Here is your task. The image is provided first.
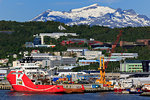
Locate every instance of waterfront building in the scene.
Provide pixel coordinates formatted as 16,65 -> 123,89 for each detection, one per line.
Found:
142,60 -> 150,72
0,69 -> 7,80
120,60 -> 143,72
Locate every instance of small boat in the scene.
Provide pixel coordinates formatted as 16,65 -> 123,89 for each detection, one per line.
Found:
121,90 -> 129,94
142,84 -> 150,92
129,88 -> 143,94
114,85 -> 125,93
7,71 -> 65,93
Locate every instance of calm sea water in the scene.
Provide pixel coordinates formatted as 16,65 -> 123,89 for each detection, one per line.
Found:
0,90 -> 150,100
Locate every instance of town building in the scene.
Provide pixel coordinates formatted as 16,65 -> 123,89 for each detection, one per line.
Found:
83,51 -> 102,60
14,54 -> 77,70
61,38 -> 103,47
25,42 -> 34,48
13,54 -> 17,58
142,60 -> 150,72
67,47 -> 88,56
30,53 -> 61,60
0,59 -> 9,64
136,39 -> 150,45
0,68 -> 9,84
33,36 -> 41,45
61,39 -> 87,46
79,60 -> 98,66
79,56 -> 122,66
111,53 -> 138,60
104,56 -> 122,62
31,50 -> 40,54
120,60 -> 143,72
61,57 -> 76,66
39,32 -> 77,44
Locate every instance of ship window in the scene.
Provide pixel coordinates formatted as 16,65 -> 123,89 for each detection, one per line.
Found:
11,72 -> 22,74
31,80 -> 35,82
17,79 -> 22,81
57,87 -> 60,89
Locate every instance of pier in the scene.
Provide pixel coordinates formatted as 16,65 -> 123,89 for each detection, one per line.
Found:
85,87 -> 113,93
0,85 -> 11,90
0,81 -> 12,90
140,92 -> 150,96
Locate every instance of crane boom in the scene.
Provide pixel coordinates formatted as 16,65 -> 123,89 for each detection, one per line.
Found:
105,30 -> 122,68
96,30 -> 122,85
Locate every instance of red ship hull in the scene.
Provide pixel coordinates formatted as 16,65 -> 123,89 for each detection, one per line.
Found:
7,71 -> 65,93
114,88 -> 125,93
142,89 -> 150,92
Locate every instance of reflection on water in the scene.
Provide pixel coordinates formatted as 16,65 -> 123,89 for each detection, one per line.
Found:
0,90 -> 149,100
7,91 -> 64,96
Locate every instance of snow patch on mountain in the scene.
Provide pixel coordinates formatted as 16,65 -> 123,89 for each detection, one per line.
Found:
31,4 -> 150,28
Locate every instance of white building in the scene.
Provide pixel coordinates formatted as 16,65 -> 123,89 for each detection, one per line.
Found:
67,47 -> 88,52
111,53 -> 138,60
84,51 -> 102,60
0,59 -> 9,64
13,54 -> 17,58
39,33 -> 78,44
30,53 -> 61,60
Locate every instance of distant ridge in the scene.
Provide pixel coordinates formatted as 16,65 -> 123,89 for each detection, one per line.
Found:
31,4 -> 150,28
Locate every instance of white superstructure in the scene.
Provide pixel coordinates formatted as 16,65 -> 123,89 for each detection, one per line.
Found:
11,63 -> 48,76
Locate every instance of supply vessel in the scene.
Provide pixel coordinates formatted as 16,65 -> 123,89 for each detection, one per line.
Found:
7,70 -> 85,93
7,70 -> 65,93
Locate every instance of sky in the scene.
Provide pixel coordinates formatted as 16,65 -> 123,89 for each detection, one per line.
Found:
0,0 -> 150,22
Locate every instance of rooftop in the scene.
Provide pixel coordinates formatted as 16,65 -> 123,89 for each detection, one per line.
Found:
67,47 -> 88,49
125,60 -> 142,63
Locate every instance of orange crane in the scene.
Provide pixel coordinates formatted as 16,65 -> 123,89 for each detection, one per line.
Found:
96,30 -> 122,86
96,56 -> 106,84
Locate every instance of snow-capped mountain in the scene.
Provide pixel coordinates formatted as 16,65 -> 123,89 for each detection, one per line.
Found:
31,4 -> 150,28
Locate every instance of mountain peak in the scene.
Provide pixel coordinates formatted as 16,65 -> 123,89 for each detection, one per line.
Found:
31,4 -> 150,28
71,3 -> 99,12
124,9 -> 136,15
87,3 -> 99,7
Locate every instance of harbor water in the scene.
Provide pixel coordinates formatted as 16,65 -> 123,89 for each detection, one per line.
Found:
0,90 -> 150,100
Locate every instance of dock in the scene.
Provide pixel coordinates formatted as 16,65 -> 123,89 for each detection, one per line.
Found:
140,92 -> 150,96
0,81 -> 12,90
0,85 -> 12,90
84,87 -> 113,93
